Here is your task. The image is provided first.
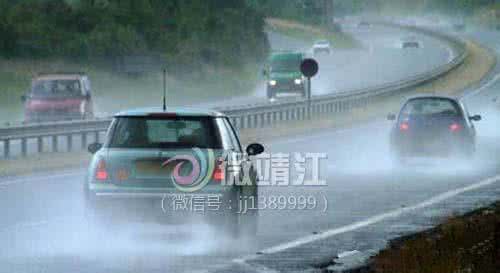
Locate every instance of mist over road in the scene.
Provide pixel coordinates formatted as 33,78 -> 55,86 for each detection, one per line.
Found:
193,24 -> 453,108
0,24 -> 499,273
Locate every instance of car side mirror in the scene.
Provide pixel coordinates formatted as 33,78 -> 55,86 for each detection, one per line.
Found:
470,115 -> 481,122
246,143 -> 264,156
387,113 -> 396,121
88,143 -> 102,154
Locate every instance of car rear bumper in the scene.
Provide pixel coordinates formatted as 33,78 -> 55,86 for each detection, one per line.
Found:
392,136 -> 472,157
84,185 -> 241,223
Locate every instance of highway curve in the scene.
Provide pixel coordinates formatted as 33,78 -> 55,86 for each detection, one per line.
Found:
190,23 -> 454,109
0,27 -> 499,273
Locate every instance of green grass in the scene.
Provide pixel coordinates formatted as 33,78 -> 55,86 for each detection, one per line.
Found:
0,58 -> 260,125
373,202 -> 500,273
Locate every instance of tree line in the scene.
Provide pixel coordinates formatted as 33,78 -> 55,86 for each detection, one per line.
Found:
0,0 -> 269,75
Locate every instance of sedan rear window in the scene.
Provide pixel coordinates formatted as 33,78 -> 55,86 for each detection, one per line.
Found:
400,98 -> 460,118
108,116 -> 222,149
31,80 -> 82,98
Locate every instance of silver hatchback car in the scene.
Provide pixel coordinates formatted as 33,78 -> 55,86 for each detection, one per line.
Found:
84,107 -> 264,237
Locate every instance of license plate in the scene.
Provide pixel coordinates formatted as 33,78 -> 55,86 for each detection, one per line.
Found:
135,160 -> 171,178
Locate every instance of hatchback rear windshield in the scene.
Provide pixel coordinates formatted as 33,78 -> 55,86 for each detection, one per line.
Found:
108,116 -> 222,149
270,56 -> 301,72
31,79 -> 82,98
400,98 -> 461,119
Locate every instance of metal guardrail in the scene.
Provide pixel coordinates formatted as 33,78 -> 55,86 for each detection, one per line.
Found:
0,23 -> 468,158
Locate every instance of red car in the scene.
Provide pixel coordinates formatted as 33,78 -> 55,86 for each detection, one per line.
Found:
22,73 -> 94,122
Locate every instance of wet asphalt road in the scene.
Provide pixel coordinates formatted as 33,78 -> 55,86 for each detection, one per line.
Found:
0,27 -> 499,273
193,24 -> 453,109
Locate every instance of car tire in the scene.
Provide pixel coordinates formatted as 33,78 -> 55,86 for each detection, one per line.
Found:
82,183 -> 111,239
222,186 -> 258,238
391,147 -> 407,167
82,101 -> 95,120
460,142 -> 476,161
267,88 -> 274,100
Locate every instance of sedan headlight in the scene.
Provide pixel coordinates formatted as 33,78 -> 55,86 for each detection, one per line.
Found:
294,78 -> 303,85
269,80 -> 277,86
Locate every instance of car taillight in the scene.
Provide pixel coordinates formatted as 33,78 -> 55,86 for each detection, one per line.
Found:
212,158 -> 225,182
399,122 -> 409,131
449,123 -> 462,132
95,159 -> 108,181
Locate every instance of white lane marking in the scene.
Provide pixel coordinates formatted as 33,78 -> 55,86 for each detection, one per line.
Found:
445,45 -> 455,63
0,171 -> 82,187
337,250 -> 361,258
235,174 -> 500,263
462,71 -> 500,99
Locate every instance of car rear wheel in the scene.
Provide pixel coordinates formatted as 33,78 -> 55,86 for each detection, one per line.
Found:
459,142 -> 476,161
391,147 -> 408,167
267,88 -> 274,100
82,183 -> 112,238
221,186 -> 258,238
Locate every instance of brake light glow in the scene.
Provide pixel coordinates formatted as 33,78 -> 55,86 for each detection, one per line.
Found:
399,122 -> 409,131
95,159 -> 108,181
212,158 -> 225,182
449,123 -> 462,132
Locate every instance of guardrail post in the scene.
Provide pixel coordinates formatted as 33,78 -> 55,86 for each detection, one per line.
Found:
81,133 -> 87,150
67,134 -> 73,152
240,116 -> 245,129
21,138 -> 27,157
37,137 -> 43,153
231,117 -> 237,128
246,115 -> 251,129
52,135 -> 59,153
52,135 -> 58,153
4,139 -> 10,158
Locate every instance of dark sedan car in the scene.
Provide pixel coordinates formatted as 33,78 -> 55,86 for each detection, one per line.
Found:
388,96 -> 481,162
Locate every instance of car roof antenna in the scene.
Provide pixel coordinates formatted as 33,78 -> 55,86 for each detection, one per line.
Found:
162,68 -> 167,111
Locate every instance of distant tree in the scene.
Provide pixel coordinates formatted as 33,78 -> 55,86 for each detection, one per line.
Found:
0,0 -> 269,73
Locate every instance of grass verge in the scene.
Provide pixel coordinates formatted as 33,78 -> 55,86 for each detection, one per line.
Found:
371,202 -> 500,273
265,18 -> 360,49
0,58 -> 260,124
0,38 -> 495,178
412,40 -> 496,96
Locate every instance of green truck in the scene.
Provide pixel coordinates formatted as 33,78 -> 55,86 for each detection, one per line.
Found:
263,52 -> 306,99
